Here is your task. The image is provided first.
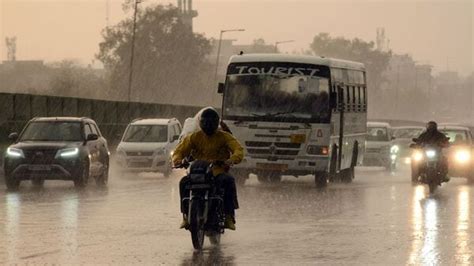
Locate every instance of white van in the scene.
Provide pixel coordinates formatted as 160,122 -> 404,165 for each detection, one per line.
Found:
116,118 -> 182,176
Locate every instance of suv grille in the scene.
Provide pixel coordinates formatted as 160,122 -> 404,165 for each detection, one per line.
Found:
23,149 -> 57,164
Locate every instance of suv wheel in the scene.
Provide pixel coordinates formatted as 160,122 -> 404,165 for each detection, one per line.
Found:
5,175 -> 20,191
74,160 -> 89,188
96,160 -> 109,187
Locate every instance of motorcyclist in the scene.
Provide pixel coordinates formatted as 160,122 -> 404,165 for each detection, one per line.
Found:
172,108 -> 244,230
414,121 -> 450,180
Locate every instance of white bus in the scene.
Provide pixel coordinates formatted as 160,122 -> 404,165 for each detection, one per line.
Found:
218,54 -> 367,186
219,54 -> 367,186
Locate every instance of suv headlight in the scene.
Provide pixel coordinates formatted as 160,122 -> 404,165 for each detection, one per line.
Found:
6,147 -> 24,158
56,147 -> 79,158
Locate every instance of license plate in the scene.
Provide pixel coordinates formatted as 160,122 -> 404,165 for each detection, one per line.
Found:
28,165 -> 51,171
256,163 -> 288,171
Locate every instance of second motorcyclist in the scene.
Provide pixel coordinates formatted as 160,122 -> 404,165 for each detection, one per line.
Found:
413,121 -> 450,181
172,108 -> 244,230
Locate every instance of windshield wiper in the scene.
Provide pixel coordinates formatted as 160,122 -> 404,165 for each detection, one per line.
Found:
251,111 -> 297,118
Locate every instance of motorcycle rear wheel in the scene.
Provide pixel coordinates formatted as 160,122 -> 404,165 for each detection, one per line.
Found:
190,200 -> 205,250
428,182 -> 437,194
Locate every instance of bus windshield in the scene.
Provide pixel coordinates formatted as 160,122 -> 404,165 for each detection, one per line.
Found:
223,62 -> 331,123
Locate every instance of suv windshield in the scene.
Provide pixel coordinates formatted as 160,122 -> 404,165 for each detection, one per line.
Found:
223,62 -> 331,123
123,125 -> 168,143
20,121 -> 83,141
367,127 -> 389,141
393,128 -> 423,139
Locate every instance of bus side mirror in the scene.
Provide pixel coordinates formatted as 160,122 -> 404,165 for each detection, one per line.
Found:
217,83 -> 225,94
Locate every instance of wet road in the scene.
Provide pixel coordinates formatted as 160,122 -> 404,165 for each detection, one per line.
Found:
0,167 -> 473,264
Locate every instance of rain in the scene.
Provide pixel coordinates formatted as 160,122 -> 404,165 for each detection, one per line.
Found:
0,0 -> 473,264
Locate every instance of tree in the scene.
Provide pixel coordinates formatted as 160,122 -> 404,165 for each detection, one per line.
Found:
97,4 -> 213,104
309,33 -> 392,117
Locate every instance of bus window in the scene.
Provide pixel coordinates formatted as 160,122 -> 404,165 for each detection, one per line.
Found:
331,68 -> 344,83
362,86 -> 367,111
356,86 -> 361,111
352,86 -> 356,112
346,86 -> 351,111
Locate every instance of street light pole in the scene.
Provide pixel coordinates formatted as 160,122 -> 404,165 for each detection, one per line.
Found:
274,40 -> 294,53
214,28 -> 245,84
127,0 -> 140,102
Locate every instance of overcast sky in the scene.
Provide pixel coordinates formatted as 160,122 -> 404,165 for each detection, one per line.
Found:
1,0 -> 472,75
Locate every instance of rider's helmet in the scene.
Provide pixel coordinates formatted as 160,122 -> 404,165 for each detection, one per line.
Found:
426,121 -> 438,133
199,108 -> 220,136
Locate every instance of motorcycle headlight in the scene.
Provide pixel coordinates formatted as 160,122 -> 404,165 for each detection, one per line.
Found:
6,147 -> 24,158
56,147 -> 79,158
425,150 -> 436,159
455,150 -> 471,163
412,150 -> 424,162
390,145 -> 399,154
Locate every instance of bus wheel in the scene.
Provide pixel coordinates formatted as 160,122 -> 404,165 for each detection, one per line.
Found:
328,144 -> 338,183
314,171 -> 328,188
257,173 -> 281,184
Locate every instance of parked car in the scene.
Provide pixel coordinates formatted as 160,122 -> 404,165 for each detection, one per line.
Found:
4,117 -> 110,190
115,118 -> 182,177
363,122 -> 397,170
392,126 -> 424,165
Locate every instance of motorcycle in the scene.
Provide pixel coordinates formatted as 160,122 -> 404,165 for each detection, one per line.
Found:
410,138 -> 449,193
177,160 -> 226,250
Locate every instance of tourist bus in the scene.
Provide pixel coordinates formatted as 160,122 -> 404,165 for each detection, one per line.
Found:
218,54 -> 367,186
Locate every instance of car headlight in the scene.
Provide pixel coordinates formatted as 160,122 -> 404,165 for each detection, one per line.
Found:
412,150 -> 424,162
390,145 -> 399,154
56,147 -> 79,158
455,149 -> 471,163
425,150 -> 436,159
6,147 -> 24,158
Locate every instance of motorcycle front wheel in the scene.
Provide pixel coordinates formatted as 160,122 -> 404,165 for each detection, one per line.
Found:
190,200 -> 205,250
208,232 -> 221,245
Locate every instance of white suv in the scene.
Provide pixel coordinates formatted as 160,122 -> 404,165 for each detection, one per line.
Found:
116,118 -> 182,176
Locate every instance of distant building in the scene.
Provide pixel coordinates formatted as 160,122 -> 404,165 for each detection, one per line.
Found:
177,0 -> 197,31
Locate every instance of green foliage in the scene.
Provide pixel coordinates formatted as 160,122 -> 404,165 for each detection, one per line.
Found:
96,4 -> 213,103
309,33 -> 392,89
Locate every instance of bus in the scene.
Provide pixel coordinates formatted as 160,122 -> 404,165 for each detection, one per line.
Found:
217,54 -> 367,186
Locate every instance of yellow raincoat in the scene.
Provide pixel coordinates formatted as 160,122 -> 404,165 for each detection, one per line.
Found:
172,130 -> 244,176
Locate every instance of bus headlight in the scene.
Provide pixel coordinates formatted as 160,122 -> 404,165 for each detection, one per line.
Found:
306,145 -> 329,155
455,150 -> 470,163
412,150 -> 424,162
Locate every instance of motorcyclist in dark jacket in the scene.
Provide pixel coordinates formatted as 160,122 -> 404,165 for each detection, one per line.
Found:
416,121 -> 449,147
414,121 -> 449,180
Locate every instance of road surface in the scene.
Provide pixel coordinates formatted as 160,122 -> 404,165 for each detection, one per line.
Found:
0,167 -> 472,264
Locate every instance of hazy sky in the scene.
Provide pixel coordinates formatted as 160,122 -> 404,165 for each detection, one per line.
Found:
1,0 -> 472,74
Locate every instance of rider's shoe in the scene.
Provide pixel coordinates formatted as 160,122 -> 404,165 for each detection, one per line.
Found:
180,217 -> 189,229
224,215 -> 236,230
